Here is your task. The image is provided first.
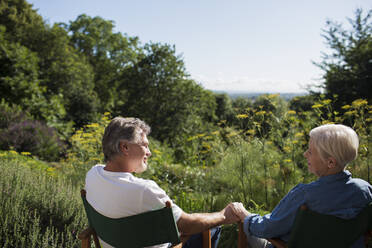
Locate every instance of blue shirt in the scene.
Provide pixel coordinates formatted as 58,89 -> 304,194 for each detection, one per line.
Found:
244,170 -> 372,248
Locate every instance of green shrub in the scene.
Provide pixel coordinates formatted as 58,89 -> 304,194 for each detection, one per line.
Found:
0,100 -> 30,130
0,151 -> 86,247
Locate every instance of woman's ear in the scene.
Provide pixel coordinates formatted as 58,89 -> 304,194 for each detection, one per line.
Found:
327,157 -> 337,169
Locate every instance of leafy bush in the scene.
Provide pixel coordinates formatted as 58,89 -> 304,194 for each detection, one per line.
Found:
0,100 -> 30,130
0,120 -> 64,161
0,151 -> 86,248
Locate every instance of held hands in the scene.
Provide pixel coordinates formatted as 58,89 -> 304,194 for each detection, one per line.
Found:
229,202 -> 250,222
221,203 -> 241,224
221,202 -> 250,224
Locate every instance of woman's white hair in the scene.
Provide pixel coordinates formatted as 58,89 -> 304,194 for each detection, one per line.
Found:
309,124 -> 359,168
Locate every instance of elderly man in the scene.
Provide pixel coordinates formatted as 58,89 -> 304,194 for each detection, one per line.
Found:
85,117 -> 239,248
231,124 -> 372,248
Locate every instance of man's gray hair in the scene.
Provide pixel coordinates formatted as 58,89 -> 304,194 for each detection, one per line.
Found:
102,117 -> 151,162
309,124 -> 359,168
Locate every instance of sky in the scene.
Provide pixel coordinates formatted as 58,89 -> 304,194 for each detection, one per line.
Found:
28,0 -> 371,94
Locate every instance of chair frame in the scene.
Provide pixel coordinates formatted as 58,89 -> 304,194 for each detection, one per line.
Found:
237,204 -> 372,248
78,189 -> 212,248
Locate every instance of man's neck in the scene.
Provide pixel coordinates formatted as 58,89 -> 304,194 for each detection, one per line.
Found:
104,159 -> 132,173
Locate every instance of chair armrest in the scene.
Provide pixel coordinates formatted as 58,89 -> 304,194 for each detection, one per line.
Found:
268,238 -> 287,248
78,227 -> 95,240
238,222 -> 248,248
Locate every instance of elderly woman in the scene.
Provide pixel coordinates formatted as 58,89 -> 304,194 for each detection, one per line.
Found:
232,124 -> 372,248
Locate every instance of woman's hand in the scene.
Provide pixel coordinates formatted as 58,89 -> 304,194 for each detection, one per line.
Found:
230,202 -> 251,221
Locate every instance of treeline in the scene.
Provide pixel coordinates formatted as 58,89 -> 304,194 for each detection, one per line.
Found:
0,0 -> 371,163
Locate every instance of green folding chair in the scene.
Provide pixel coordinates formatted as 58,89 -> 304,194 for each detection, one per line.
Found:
78,189 -> 212,248
267,203 -> 372,248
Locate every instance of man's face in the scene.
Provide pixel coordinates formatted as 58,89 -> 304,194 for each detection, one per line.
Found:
304,139 -> 328,177
127,134 -> 151,173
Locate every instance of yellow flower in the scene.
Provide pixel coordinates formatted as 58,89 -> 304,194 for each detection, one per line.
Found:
152,149 -> 162,154
344,110 -> 357,116
322,120 -> 335,125
202,142 -> 211,150
21,152 -> 31,156
236,114 -> 249,119
283,146 -> 291,153
341,105 -> 351,109
292,140 -> 299,144
352,99 -> 368,108
82,133 -> 93,138
255,110 -> 266,116
104,112 -> 111,116
284,159 -> 292,163
211,131 -> 219,135
287,110 -> 296,115
322,99 -> 332,105
10,150 -> 18,155
226,132 -> 238,138
311,104 -> 323,109
86,123 -> 99,128
294,132 -> 304,137
246,129 -> 255,135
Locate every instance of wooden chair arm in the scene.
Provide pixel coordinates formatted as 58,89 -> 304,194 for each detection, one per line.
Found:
78,227 -> 101,248
238,222 -> 248,248
268,238 -> 287,248
78,227 -> 95,240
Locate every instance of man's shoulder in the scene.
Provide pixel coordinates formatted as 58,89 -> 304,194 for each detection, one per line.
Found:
130,175 -> 160,189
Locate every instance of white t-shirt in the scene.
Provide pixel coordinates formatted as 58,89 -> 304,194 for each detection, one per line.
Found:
85,164 -> 183,248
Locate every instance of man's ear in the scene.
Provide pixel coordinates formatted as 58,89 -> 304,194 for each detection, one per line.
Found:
120,141 -> 130,155
327,157 -> 337,169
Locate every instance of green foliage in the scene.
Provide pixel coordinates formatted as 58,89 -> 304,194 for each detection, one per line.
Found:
0,102 -> 65,161
0,0 -> 100,130
1,3 -> 371,247
315,8 -> 372,109
0,100 -> 29,129
62,14 -> 141,112
0,151 -> 85,247
118,42 -> 217,144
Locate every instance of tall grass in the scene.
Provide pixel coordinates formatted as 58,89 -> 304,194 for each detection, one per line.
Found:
0,152 -> 86,247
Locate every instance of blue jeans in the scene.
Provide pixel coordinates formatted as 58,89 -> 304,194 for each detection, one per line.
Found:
182,226 -> 221,248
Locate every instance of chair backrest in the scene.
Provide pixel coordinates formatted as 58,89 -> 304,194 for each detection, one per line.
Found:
287,202 -> 372,248
81,189 -> 181,248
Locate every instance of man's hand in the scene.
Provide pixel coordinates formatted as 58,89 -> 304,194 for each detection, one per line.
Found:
229,202 -> 250,221
220,203 -> 241,224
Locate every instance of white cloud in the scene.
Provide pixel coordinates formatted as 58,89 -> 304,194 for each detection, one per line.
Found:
193,74 -> 308,93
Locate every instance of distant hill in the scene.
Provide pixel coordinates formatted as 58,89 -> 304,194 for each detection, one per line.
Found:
212,91 -> 308,100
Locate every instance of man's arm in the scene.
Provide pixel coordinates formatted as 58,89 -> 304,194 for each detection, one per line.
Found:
176,203 -> 239,235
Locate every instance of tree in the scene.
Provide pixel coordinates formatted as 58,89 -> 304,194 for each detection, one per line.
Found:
315,8 -> 372,109
62,14 -> 141,112
118,43 -> 216,144
214,93 -> 235,123
0,0 -> 100,129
